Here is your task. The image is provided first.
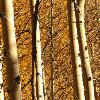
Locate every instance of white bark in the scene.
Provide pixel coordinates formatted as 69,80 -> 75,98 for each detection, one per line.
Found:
1,0 -> 22,99
67,0 -> 85,100
30,0 -> 44,99
36,19 -> 44,100
77,0 -> 95,100
0,43 -> 4,100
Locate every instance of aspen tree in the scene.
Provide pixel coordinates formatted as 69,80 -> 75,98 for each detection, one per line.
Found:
29,0 -> 37,99
67,0 -> 85,100
36,19 -> 44,100
30,0 -> 44,100
1,0 -> 22,99
76,0 -> 95,100
0,40 -> 4,100
50,0 -> 55,100
42,62 -> 47,100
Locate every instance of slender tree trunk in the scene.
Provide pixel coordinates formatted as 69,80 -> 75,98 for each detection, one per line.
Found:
30,0 -> 44,100
1,0 -> 22,100
36,19 -> 44,100
50,0 -> 55,100
76,0 -> 95,100
0,40 -> 4,100
67,0 -> 85,100
29,0 -> 37,99
42,62 -> 47,100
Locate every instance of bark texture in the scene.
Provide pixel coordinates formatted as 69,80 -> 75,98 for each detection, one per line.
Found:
0,41 -> 4,100
1,0 -> 22,99
76,0 -> 95,100
30,0 -> 44,100
67,0 -> 85,100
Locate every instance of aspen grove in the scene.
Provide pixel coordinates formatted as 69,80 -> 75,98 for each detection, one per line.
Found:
0,0 -> 100,100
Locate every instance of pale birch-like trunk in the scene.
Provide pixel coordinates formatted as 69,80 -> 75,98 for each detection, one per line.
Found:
0,41 -> 4,100
76,0 -> 95,100
30,0 -> 44,100
67,0 -> 85,100
36,19 -> 44,100
1,0 -> 22,99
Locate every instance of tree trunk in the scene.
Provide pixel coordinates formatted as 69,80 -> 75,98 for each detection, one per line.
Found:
76,0 -> 95,100
30,0 -> 44,100
50,0 -> 55,100
67,0 -> 85,100
1,0 -> 22,99
29,0 -> 37,99
36,20 -> 44,100
42,62 -> 47,100
0,40 -> 4,100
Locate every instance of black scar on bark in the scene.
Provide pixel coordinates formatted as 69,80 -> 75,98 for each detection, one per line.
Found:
14,75 -> 21,84
88,77 -> 91,81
